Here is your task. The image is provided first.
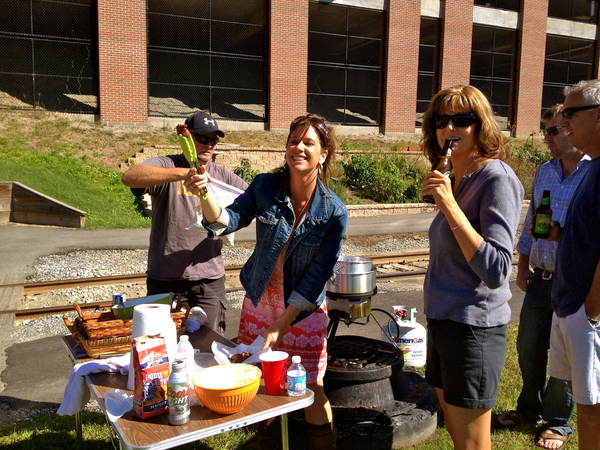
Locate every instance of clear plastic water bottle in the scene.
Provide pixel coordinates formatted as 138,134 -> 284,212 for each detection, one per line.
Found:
286,355 -> 307,397
176,335 -> 195,366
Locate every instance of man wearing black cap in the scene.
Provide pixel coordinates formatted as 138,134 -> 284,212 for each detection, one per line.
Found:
121,112 -> 248,333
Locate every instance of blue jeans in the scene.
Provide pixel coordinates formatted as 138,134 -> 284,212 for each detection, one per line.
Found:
515,272 -> 574,435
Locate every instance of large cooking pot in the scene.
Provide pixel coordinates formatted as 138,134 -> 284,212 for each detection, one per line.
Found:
334,256 -> 374,274
326,269 -> 377,295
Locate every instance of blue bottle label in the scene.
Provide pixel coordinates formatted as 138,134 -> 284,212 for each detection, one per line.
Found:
286,372 -> 306,393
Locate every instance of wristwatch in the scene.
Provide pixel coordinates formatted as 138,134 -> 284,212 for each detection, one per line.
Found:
587,314 -> 599,326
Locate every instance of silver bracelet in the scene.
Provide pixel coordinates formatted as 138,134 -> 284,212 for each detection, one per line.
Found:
452,221 -> 469,230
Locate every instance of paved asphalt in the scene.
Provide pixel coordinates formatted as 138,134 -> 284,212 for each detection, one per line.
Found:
0,210 -> 526,417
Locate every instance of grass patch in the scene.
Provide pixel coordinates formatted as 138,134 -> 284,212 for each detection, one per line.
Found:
0,148 -> 150,229
404,324 -> 579,449
0,412 -> 259,449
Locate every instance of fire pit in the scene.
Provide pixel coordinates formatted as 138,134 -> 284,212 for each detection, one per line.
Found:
318,256 -> 438,448
324,335 -> 438,448
325,336 -> 409,419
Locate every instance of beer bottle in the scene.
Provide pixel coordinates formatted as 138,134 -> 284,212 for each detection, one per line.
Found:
533,190 -> 552,239
422,138 -> 458,204
167,360 -> 190,425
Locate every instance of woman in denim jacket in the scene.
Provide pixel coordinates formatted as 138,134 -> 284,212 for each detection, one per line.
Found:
188,114 -> 347,449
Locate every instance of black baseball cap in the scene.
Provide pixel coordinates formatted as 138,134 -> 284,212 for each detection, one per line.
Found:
184,112 -> 225,138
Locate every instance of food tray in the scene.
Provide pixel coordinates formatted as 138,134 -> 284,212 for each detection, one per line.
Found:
62,299 -> 189,358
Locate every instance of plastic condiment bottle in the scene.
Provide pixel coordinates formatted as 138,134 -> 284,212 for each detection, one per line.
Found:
176,335 -> 195,366
286,355 -> 307,397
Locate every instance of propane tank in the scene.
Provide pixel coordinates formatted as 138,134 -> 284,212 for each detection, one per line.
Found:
382,305 -> 427,369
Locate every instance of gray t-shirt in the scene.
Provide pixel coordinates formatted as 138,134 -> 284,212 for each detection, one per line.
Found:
138,155 -> 248,281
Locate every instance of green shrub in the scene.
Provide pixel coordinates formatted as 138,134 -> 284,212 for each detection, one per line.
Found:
328,179 -> 349,204
508,144 -> 551,196
341,155 -> 377,191
369,168 -> 407,203
233,158 -> 261,184
341,153 -> 427,204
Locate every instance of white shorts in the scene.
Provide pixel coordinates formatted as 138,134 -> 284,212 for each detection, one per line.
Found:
549,304 -> 600,405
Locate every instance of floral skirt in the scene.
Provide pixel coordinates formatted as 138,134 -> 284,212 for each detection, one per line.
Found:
237,260 -> 328,384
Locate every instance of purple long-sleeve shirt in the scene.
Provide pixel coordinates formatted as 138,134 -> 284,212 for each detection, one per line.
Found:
424,159 -> 524,327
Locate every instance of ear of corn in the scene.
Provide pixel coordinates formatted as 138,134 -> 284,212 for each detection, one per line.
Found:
178,133 -> 208,199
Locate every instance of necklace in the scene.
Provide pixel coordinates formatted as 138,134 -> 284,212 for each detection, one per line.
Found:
458,156 -> 480,180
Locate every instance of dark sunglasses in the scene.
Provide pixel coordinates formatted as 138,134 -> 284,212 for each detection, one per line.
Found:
561,104 -> 600,119
291,115 -> 329,138
434,113 -> 477,129
191,132 -> 219,146
543,126 -> 561,137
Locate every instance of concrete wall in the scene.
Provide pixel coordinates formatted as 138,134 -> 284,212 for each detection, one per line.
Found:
121,145 -> 425,175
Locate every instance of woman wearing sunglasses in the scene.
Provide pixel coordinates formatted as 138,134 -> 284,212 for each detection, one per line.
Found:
420,85 -> 524,450
188,114 -> 346,450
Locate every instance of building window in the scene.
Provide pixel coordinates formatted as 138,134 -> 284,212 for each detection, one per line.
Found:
147,0 -> 267,121
542,35 -> 595,113
474,0 -> 520,12
548,0 -> 598,23
308,2 -> 384,125
416,17 -> 440,123
0,0 -> 97,114
470,25 -> 516,130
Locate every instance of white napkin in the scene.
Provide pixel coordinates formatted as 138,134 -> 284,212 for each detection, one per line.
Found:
211,336 -> 270,365
57,354 -> 130,416
104,389 -> 133,422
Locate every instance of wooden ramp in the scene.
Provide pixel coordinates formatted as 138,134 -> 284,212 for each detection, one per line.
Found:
0,182 -> 86,228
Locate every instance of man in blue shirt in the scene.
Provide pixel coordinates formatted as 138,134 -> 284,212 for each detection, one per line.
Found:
498,104 -> 589,450
550,80 -> 600,450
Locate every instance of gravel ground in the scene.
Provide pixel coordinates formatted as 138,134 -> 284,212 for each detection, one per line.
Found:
10,234 -> 430,346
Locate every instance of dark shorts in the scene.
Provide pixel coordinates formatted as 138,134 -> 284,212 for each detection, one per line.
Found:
146,276 -> 227,334
425,318 -> 507,409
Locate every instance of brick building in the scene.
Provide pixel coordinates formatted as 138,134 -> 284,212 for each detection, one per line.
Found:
1,0 -> 598,138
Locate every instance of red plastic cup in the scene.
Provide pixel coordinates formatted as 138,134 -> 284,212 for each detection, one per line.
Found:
259,351 -> 289,395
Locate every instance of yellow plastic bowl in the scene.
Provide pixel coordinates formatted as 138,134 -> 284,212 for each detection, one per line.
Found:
192,364 -> 262,414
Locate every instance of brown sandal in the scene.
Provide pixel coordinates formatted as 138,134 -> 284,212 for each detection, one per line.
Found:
535,429 -> 572,449
496,410 -> 521,427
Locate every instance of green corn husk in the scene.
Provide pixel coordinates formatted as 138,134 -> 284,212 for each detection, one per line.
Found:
178,133 -> 207,199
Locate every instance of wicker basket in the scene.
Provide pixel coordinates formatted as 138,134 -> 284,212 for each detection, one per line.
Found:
62,298 -> 189,358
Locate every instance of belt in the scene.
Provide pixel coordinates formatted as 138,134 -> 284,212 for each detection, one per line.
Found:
533,267 -> 553,281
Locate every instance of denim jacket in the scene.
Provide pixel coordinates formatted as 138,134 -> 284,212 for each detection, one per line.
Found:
204,173 -> 347,324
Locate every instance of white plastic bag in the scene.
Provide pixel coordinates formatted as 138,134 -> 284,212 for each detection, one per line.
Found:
186,177 -> 245,246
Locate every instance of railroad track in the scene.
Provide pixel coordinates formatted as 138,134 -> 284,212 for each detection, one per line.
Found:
5,251 -> 432,319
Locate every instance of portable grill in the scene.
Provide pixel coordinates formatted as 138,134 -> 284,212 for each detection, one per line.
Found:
321,257 -> 437,449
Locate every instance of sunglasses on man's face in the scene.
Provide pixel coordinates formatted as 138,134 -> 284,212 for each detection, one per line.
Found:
543,126 -> 561,137
561,104 -> 600,119
192,133 -> 219,146
434,113 -> 478,129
